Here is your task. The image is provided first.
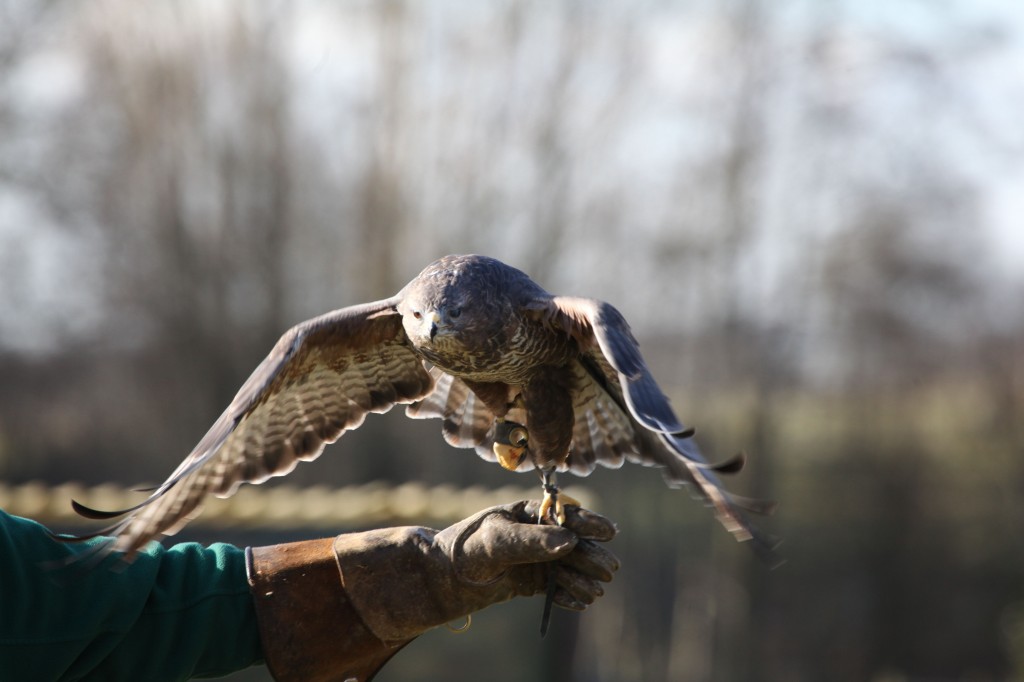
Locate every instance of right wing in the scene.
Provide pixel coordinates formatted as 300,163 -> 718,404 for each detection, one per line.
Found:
59,297 -> 434,559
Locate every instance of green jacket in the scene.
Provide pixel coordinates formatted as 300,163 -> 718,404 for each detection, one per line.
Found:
0,510 -> 262,680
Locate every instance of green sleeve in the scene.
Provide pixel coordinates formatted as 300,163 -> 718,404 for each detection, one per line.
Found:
0,509 -> 263,681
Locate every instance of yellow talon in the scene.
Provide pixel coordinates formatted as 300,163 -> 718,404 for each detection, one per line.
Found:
493,422 -> 529,471
539,487 -> 581,526
493,442 -> 527,471
559,492 -> 581,509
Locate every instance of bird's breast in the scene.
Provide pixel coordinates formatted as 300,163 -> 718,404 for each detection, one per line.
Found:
417,319 -> 577,385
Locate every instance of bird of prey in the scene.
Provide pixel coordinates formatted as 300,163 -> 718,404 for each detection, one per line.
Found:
63,254 -> 777,562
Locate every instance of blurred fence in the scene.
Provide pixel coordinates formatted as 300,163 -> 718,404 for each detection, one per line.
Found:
3,479 -> 596,531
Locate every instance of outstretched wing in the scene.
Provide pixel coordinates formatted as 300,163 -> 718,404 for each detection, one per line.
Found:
62,298 -> 433,558
531,296 -> 780,564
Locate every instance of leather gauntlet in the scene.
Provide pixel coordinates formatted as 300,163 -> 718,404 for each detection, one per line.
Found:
248,501 -> 618,681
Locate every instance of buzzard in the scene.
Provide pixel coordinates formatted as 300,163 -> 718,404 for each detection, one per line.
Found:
63,254 -> 777,562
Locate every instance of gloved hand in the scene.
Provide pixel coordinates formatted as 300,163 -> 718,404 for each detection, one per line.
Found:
247,501 -> 619,682
340,499 -> 619,641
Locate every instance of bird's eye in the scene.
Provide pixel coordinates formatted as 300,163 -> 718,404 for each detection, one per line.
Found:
413,311 -> 422,320
448,307 -> 461,320
509,426 -> 529,447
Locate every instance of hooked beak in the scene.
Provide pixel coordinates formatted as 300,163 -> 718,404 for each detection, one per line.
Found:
428,310 -> 443,341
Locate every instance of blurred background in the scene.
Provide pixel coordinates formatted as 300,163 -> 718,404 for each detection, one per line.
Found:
1,1 -> 1023,680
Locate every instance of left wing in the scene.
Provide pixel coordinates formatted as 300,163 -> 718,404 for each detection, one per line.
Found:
532,296 -> 780,563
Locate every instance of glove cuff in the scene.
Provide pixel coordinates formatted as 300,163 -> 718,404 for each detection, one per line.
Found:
247,539 -> 414,682
333,526 -> 456,642
334,523 -> 539,643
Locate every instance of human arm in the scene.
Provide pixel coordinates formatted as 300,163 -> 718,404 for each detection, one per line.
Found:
0,499 -> 617,682
0,509 -> 261,681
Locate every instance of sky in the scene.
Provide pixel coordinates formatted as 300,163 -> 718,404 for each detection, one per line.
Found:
1,0 -> 1022,352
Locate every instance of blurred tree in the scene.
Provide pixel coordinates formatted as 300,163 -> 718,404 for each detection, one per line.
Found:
0,1 -> 1021,681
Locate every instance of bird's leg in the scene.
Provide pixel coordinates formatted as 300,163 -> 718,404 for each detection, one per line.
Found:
521,368 -> 577,525
494,423 -> 580,522
539,466 -> 558,637
538,468 -> 581,527
519,369 -> 579,637
537,466 -> 582,638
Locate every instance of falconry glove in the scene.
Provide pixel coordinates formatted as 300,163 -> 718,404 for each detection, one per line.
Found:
247,501 -> 618,682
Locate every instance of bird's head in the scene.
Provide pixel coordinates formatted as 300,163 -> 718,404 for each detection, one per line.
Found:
397,255 -> 509,351
398,288 -> 473,350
